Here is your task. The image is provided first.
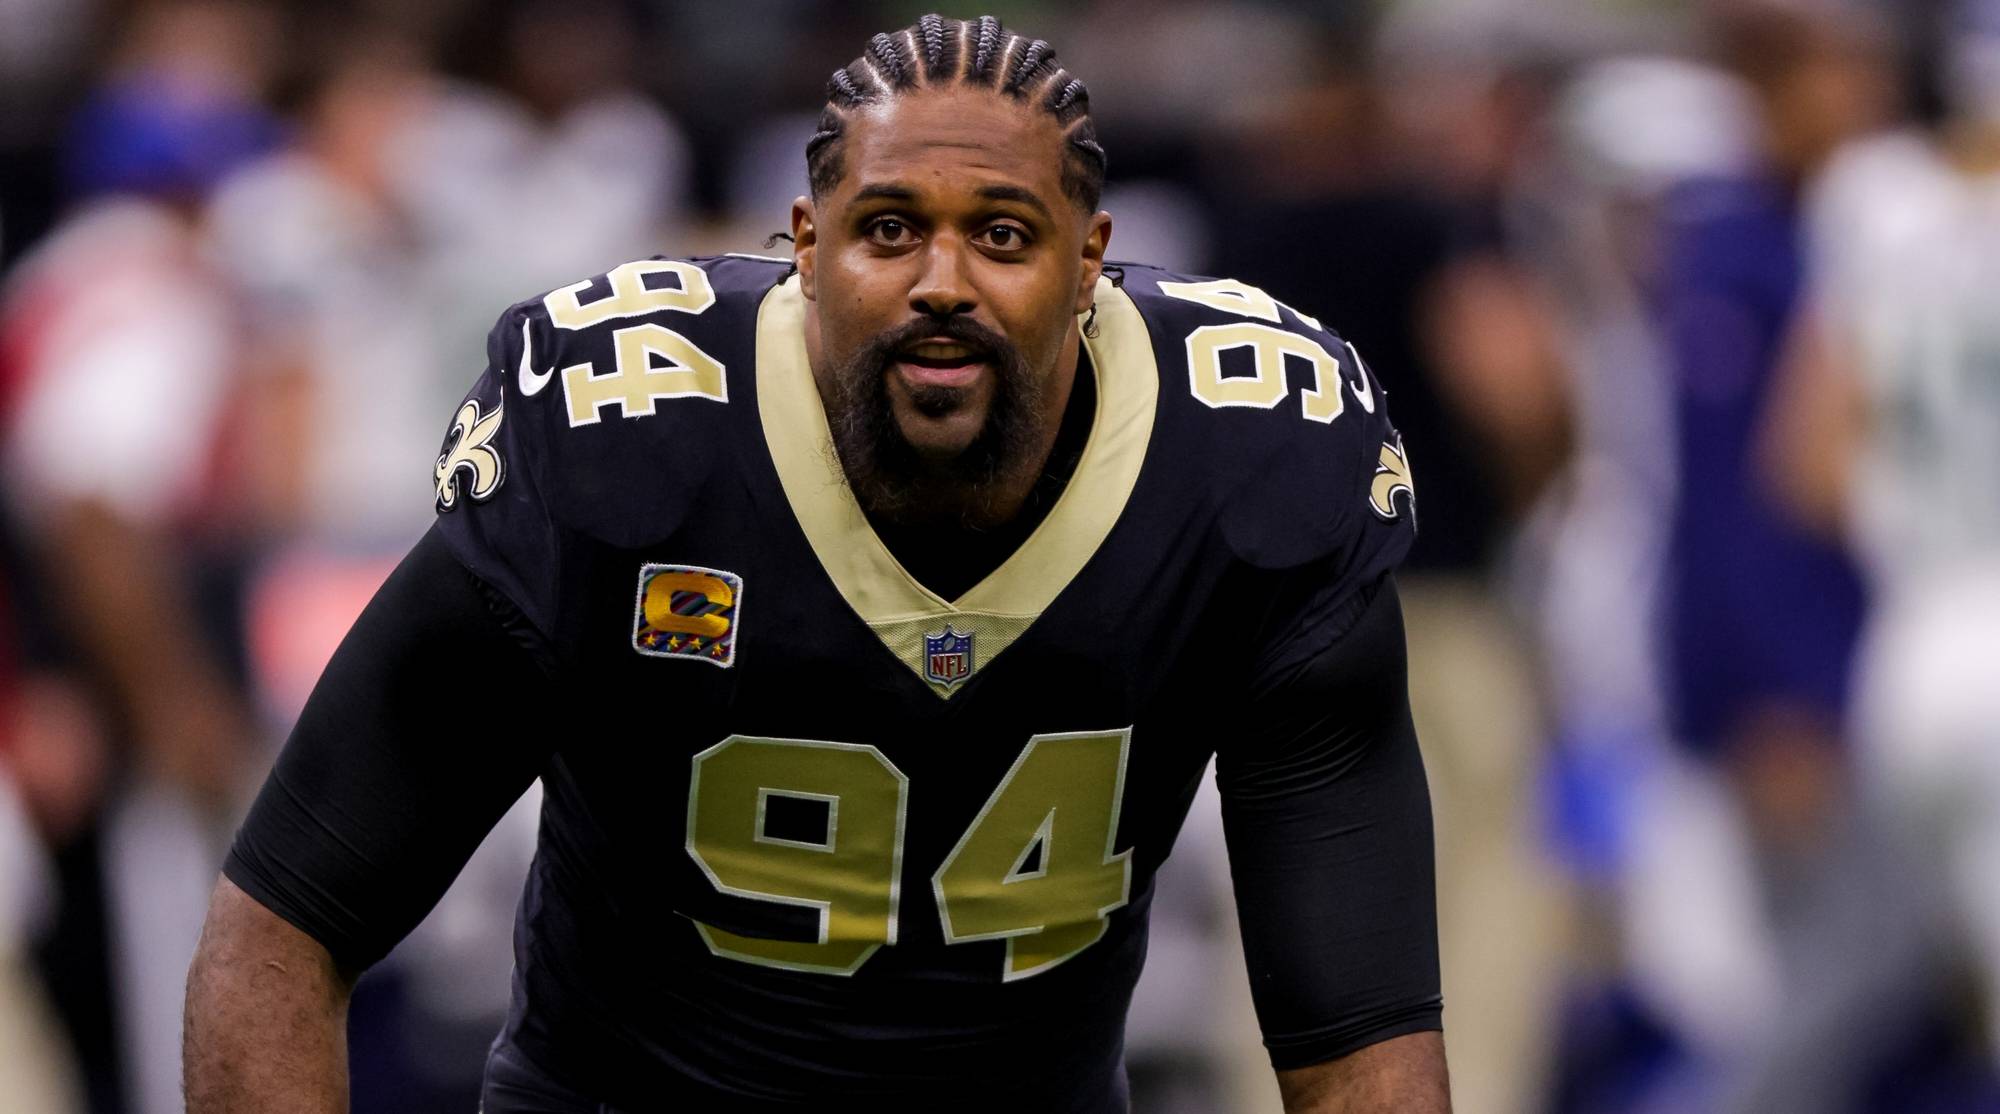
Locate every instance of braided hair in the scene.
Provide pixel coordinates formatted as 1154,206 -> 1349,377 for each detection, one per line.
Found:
806,14 -> 1107,214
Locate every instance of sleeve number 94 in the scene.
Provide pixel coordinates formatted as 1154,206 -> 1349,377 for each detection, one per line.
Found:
685,730 -> 1132,981
542,259 -> 727,427
1159,277 -> 1376,424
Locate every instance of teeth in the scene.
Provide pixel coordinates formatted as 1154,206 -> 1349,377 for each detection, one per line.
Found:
909,343 -> 973,360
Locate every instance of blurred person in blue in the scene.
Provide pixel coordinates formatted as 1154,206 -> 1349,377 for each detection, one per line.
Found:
1648,4 -> 1938,1111
1509,53 -> 1771,1114
1220,11 -> 1579,1111
1772,0 -> 2000,1089
1519,54 -> 1759,785
0,2 -> 282,1110
1657,1 -> 1881,864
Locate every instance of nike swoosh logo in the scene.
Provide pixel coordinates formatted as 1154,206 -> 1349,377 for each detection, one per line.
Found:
1344,341 -> 1376,414
517,320 -> 552,397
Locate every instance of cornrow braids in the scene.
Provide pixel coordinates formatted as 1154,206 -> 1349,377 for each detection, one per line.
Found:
806,13 -> 1107,214
969,15 -> 1003,80
867,32 -> 914,90
1049,77 -> 1085,116
1003,38 -> 1051,94
916,13 -> 951,81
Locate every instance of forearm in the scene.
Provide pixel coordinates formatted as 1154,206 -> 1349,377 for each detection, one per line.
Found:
1278,1031 -> 1450,1114
184,876 -> 352,1113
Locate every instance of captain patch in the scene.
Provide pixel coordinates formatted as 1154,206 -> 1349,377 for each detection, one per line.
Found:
633,564 -> 742,667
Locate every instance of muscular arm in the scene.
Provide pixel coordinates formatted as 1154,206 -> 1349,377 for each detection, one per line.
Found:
1218,576 -> 1448,1113
184,877 -> 352,1112
184,526 -> 557,1109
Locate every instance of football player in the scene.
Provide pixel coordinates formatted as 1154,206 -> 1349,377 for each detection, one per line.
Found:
185,15 -> 1447,1112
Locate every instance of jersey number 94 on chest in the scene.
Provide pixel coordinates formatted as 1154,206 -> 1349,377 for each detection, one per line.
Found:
685,729 -> 1132,982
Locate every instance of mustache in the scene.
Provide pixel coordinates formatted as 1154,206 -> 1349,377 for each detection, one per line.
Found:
823,310 -> 1044,527
868,314 -> 1017,367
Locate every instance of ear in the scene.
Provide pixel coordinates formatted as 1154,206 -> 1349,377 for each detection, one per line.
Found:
1074,210 -> 1112,314
791,198 -> 819,301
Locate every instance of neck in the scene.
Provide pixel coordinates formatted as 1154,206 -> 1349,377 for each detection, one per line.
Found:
863,342 -> 1098,602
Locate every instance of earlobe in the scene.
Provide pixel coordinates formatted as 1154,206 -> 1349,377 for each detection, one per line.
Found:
791,197 -> 819,301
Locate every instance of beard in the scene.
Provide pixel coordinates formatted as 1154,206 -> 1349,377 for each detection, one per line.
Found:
823,314 -> 1045,529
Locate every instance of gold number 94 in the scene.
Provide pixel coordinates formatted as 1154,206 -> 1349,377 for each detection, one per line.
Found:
686,730 -> 1132,981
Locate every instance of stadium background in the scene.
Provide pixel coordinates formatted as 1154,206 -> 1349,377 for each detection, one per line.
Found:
1,0 -> 1997,1111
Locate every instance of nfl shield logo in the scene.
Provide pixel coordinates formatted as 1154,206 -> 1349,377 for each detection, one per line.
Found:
924,626 -> 974,689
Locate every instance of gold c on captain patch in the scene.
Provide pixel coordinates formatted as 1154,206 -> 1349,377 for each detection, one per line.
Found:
632,564 -> 742,667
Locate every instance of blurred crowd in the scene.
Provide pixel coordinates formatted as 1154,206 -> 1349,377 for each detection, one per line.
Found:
0,0 -> 1996,1112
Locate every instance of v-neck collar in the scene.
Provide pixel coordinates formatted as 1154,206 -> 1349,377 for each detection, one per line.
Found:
755,275 -> 1158,698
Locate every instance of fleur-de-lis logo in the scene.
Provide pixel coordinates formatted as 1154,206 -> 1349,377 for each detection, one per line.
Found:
434,399 -> 505,512
1369,436 -> 1414,521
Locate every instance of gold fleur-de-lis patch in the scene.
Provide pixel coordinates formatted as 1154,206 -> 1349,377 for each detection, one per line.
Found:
1369,436 -> 1414,520
434,399 -> 505,512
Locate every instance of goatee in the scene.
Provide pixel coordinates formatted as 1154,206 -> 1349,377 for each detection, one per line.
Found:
823,315 -> 1044,529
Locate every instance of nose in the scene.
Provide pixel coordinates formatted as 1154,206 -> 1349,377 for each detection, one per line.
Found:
909,236 -> 976,318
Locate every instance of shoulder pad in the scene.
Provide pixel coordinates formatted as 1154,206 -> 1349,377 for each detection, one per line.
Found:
1111,263 -> 1416,574
431,254 -> 787,629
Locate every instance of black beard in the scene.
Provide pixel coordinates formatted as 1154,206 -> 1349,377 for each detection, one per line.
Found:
823,315 -> 1043,529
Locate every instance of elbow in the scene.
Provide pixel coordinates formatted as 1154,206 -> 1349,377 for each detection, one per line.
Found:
185,873 -> 354,1026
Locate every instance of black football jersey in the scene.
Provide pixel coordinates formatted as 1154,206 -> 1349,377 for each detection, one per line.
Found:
425,253 -> 1416,1108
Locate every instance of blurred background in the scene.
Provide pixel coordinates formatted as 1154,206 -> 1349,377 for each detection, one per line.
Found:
1,0 -> 1997,1111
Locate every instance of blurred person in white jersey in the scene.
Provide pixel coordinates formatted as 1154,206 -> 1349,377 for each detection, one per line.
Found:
1772,0 -> 2000,1073
201,26 -> 545,1109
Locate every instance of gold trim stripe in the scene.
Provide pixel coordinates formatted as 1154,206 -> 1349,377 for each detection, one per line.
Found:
755,276 -> 1158,697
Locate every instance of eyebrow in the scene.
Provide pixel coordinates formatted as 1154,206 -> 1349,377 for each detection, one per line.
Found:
847,181 -> 1055,221
975,184 -> 1054,221
851,183 -> 918,205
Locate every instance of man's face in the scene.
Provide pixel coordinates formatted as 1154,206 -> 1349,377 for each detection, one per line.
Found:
793,86 -> 1109,524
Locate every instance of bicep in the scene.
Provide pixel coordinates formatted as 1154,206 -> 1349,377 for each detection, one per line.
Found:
222,524 -> 558,971
1217,576 -> 1442,1071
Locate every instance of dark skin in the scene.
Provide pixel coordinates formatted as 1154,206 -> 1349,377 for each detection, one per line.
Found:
184,878 -> 353,1112
793,86 -> 1107,527
184,83 -> 1447,1114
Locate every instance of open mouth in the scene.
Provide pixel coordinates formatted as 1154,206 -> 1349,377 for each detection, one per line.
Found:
893,339 -> 991,387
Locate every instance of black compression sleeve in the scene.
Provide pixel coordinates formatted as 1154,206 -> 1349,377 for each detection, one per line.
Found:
223,524 -> 558,972
1216,575 -> 1442,1070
